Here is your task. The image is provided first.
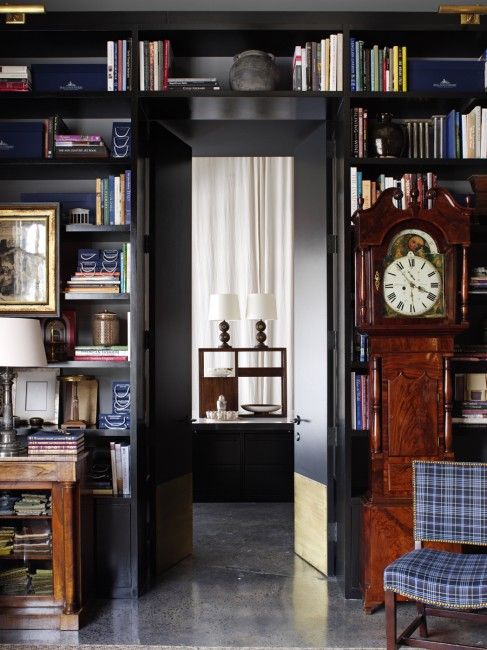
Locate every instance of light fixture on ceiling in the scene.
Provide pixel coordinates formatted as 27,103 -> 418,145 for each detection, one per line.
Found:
438,4 -> 487,25
0,4 -> 45,25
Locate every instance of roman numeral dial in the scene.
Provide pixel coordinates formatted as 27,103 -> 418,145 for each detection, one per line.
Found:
383,251 -> 442,317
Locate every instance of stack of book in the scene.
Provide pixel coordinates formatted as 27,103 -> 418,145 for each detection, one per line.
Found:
351,372 -> 369,430
292,34 -> 343,91
0,527 -> 15,556
0,65 -> 31,92
30,569 -> 53,595
139,39 -> 173,90
54,133 -> 108,159
469,267 -> 487,293
0,493 -> 18,515
350,40 -> 407,92
454,400 -> 487,425
13,528 -> 51,556
44,115 -> 69,158
0,567 -> 29,596
95,171 -> 132,225
110,441 -> 131,495
27,430 -> 84,458
350,167 -> 437,214
13,494 -> 51,516
65,247 -> 130,294
167,78 -> 220,91
74,345 -> 129,362
107,39 -> 132,91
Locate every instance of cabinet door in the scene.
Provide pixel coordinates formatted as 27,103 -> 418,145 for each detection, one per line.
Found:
382,353 -> 443,496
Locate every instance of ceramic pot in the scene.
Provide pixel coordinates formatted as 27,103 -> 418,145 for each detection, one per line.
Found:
229,50 -> 279,91
369,113 -> 406,158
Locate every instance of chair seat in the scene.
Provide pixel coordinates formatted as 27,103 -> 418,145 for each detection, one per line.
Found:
384,548 -> 487,609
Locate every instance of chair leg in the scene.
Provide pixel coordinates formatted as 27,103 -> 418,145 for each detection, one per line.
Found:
385,590 -> 397,650
416,601 -> 428,638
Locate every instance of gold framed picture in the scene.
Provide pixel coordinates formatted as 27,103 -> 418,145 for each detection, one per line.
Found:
0,203 -> 59,315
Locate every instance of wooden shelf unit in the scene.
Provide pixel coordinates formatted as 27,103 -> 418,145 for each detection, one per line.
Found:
198,347 -> 287,418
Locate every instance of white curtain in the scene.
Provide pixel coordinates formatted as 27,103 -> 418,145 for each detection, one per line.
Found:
192,156 -> 294,416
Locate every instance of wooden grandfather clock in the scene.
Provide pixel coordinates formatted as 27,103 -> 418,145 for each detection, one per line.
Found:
354,185 -> 471,613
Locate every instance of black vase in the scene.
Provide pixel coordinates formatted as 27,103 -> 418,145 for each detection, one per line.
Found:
370,113 -> 406,158
229,50 -> 279,91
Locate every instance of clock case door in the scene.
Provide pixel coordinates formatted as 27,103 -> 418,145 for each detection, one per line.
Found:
354,187 -> 471,334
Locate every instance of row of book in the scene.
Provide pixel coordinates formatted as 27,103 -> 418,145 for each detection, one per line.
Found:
139,39 -> 173,91
350,40 -> 407,92
350,168 -> 437,214
110,442 -> 131,496
107,39 -> 133,91
0,65 -> 31,92
292,35 -> 343,91
95,171 -> 132,225
27,431 -> 84,457
351,372 -> 369,430
433,106 -> 487,159
12,528 -> 51,556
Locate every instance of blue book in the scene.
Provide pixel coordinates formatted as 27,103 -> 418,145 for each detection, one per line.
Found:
355,375 -> 362,430
108,175 -> 115,225
455,110 -> 461,158
357,170 -> 363,200
446,109 -> 456,159
350,37 -> 356,91
125,170 -> 131,224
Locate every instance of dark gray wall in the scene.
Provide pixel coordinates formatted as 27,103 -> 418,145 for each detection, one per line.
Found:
44,0 -> 444,11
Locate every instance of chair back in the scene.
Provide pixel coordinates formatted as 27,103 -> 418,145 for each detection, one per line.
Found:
413,460 -> 487,546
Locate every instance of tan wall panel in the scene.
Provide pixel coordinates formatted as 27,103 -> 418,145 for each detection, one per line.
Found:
294,472 -> 327,575
156,473 -> 193,574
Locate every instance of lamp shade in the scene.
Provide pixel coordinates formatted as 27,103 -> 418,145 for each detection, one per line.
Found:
208,293 -> 241,321
246,293 -> 277,320
0,318 -> 47,367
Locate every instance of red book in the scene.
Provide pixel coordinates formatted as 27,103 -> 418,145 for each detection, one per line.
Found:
0,81 -> 30,91
163,39 -> 172,90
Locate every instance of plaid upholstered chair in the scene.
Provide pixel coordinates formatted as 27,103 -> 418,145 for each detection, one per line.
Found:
384,460 -> 487,650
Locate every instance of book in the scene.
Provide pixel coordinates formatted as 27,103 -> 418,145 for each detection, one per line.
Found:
121,444 -> 130,495
115,443 -> 123,494
110,441 -> 118,495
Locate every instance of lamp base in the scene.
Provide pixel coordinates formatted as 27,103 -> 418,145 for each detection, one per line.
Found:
218,320 -> 232,348
254,320 -> 269,349
0,429 -> 26,457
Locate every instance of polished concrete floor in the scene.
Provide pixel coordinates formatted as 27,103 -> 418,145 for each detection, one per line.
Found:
0,503 -> 483,648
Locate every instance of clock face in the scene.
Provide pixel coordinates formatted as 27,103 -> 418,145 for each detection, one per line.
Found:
383,230 -> 445,318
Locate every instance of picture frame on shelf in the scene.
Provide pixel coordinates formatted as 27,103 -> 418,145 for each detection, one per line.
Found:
0,203 -> 59,316
13,367 -> 60,426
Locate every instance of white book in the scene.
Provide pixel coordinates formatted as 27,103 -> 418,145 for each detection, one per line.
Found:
154,41 -> 160,91
110,441 -> 118,495
481,108 -> 487,158
336,33 -> 343,92
301,44 -> 307,91
350,166 -> 357,216
115,443 -> 123,495
320,39 -> 326,90
324,38 -> 330,91
473,105 -> 482,158
127,311 -> 131,362
462,114 -> 468,158
330,33 -> 337,91
121,444 -> 131,496
126,243 -> 131,293
107,41 -> 114,92
114,176 -> 121,224
139,40 -> 145,91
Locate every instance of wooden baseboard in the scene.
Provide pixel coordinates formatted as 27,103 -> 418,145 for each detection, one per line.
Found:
294,472 -> 328,575
156,473 -> 193,574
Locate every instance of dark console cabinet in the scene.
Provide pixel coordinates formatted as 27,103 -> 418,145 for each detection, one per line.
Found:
193,424 -> 294,502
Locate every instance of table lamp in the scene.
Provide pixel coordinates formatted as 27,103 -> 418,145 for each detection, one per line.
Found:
0,318 -> 47,456
208,293 -> 241,349
246,293 -> 277,349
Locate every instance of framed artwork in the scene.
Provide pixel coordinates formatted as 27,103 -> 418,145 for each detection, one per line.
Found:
0,203 -> 59,315
13,368 -> 60,426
